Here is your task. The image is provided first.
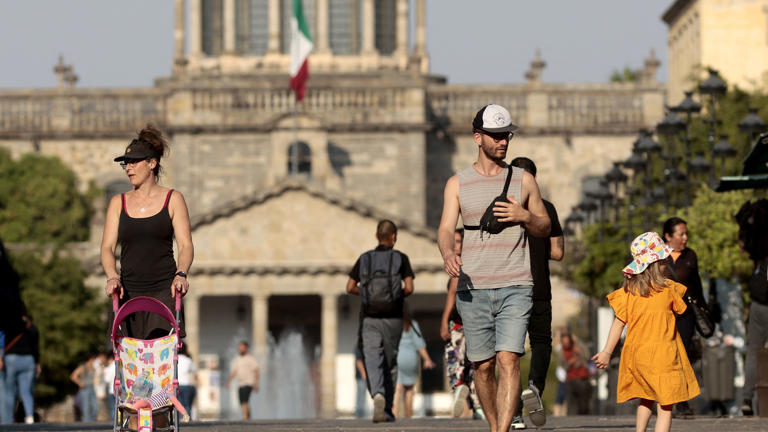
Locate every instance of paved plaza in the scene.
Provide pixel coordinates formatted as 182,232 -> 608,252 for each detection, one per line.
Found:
4,416 -> 765,432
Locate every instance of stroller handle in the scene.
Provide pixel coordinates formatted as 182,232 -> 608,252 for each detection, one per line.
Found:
111,294 -> 182,344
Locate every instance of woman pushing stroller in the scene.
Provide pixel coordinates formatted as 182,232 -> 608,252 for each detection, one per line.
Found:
101,124 -> 193,339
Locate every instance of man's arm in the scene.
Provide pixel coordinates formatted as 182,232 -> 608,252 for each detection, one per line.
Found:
403,276 -> 414,297
493,171 -> 550,237
346,278 -> 359,295
437,176 -> 462,277
550,235 -> 564,261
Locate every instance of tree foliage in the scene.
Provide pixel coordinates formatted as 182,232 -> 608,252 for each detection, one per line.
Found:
570,76 -> 768,298
0,149 -> 90,243
0,148 -> 105,407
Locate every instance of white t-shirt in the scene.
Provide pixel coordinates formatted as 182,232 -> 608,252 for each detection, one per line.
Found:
177,354 -> 196,386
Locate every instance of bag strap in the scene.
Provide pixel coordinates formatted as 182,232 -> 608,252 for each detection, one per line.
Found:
4,330 -> 25,354
464,166 -> 514,231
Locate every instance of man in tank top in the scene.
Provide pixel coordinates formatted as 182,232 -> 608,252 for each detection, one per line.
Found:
437,104 -> 550,432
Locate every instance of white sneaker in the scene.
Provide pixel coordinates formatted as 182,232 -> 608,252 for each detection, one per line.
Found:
24,415 -> 34,424
372,393 -> 386,423
511,414 -> 526,429
451,384 -> 469,417
521,384 -> 546,426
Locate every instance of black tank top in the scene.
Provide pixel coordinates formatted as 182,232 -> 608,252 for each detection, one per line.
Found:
118,190 -> 177,290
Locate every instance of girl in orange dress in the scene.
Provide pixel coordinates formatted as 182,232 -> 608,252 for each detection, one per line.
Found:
592,232 -> 700,432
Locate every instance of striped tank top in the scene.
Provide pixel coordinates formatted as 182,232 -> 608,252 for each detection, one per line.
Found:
458,164 -> 532,290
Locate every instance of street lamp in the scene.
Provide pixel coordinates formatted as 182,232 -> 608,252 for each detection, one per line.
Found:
698,68 -> 728,185
712,134 -> 737,178
738,107 -> 766,154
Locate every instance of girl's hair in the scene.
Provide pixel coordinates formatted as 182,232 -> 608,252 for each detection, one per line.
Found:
662,217 -> 686,240
621,260 -> 669,297
137,124 -> 169,180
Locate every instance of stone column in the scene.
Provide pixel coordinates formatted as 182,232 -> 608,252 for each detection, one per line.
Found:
185,294 -> 201,361
361,0 -> 377,55
395,0 -> 409,56
174,0 -> 186,57
320,293 -> 338,418
413,0 -> 426,55
189,0 -> 202,55
224,0 -> 236,53
173,0 -> 189,73
316,0 -> 330,54
267,0 -> 281,54
252,294 -> 269,362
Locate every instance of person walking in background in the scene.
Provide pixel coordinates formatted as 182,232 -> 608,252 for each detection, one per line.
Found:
346,220 -> 415,423
593,232 -> 700,432
440,228 -> 482,419
177,344 -> 197,421
101,125 -> 193,339
437,104 -> 551,432
557,331 -> 592,415
394,305 -> 435,418
509,157 -> 564,429
70,353 -> 99,422
354,345 -> 368,418
3,314 -> 39,425
735,199 -> 768,416
226,341 -> 259,420
662,217 -> 706,418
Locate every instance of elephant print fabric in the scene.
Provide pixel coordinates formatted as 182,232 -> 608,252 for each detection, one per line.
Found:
117,334 -> 178,405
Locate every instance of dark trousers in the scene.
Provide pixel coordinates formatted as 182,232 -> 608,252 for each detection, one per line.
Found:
360,316 -> 403,417
528,300 -> 552,392
566,378 -> 592,415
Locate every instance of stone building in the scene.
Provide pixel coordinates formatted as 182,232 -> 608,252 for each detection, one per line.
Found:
0,0 -> 665,419
663,0 -> 768,104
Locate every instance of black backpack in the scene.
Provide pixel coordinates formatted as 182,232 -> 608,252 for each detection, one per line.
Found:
359,249 -> 403,316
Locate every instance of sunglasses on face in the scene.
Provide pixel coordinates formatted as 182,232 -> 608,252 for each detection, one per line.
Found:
483,131 -> 515,142
119,158 -> 148,170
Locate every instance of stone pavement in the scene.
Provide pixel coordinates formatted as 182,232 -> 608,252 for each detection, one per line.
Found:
4,416 -> 765,432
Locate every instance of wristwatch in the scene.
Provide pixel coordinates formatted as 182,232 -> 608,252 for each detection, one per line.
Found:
175,271 -> 187,279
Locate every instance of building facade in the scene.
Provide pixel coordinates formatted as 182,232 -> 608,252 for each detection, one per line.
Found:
0,0 -> 665,419
664,0 -> 768,104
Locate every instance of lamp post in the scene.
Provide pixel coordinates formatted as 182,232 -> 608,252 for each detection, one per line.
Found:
671,91 -> 702,204
738,107 -> 766,154
698,68 -> 728,185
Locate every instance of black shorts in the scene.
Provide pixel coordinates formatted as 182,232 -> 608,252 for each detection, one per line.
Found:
238,386 -> 252,404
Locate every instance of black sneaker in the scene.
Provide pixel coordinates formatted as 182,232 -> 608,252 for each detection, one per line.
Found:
521,384 -> 546,426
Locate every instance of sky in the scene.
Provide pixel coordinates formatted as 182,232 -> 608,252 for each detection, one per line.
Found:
0,0 -> 672,88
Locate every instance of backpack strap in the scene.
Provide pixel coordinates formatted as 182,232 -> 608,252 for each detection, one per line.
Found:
464,166 -> 514,231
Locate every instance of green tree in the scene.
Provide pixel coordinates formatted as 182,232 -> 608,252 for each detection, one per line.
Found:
610,66 -> 640,83
11,250 -> 106,407
0,149 -> 90,243
0,148 -> 104,407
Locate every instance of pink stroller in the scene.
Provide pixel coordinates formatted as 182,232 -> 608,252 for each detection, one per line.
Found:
111,295 -> 185,431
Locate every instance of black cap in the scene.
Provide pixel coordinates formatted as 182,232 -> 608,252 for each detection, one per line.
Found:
113,139 -> 159,162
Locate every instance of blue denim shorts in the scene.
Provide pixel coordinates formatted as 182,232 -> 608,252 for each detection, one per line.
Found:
456,285 -> 533,361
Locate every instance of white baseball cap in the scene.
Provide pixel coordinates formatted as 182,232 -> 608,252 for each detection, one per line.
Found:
473,104 -> 519,133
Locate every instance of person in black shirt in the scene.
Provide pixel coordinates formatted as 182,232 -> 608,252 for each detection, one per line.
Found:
346,220 -> 414,422
510,157 -> 564,429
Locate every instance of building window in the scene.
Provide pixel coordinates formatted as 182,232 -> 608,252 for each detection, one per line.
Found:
202,0 -> 224,55
236,0 -> 269,55
281,0 -> 316,54
330,0 -> 360,54
375,0 -> 396,55
287,141 -> 312,177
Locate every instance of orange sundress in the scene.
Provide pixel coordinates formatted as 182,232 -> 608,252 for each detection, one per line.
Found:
606,279 -> 701,405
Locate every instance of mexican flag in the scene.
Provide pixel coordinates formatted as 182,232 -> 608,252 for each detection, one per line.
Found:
290,0 -> 313,102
